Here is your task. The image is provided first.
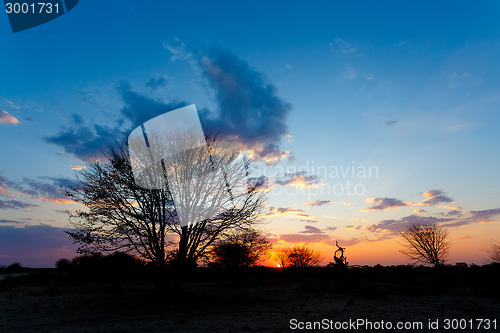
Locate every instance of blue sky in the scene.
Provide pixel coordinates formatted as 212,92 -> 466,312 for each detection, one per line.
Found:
1,1 -> 500,266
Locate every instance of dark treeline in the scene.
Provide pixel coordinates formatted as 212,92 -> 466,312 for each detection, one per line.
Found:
1,253 -> 499,300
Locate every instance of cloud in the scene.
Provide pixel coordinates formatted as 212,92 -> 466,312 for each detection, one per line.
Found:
0,110 -> 20,124
329,37 -> 357,54
45,119 -> 123,161
342,66 -> 358,80
20,177 -> 80,204
0,177 -> 13,196
366,214 -> 453,234
0,199 -> 38,210
469,208 -> 500,220
299,225 -> 324,234
47,43 -> 293,165
0,225 -> 77,267
340,66 -> 374,81
0,219 -> 21,224
264,207 -> 317,220
163,37 -> 193,61
305,200 -> 332,206
275,171 -> 321,188
247,175 -> 273,191
332,238 -> 366,247
145,75 -> 170,90
265,207 -> 305,216
279,233 -> 331,244
457,235 -> 472,240
118,81 -> 187,129
421,190 -> 454,205
385,120 -> 398,126
344,225 -> 363,230
197,48 -> 292,164
446,208 -> 500,227
447,72 -> 482,88
446,210 -> 463,216
1,175 -> 79,205
163,40 -> 293,164
363,197 -> 410,211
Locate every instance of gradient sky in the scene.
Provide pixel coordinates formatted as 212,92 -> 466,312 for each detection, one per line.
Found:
1,1 -> 500,267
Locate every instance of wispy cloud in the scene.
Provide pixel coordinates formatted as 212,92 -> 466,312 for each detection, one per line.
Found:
0,199 -> 38,210
264,206 -> 317,220
279,233 -> 331,244
299,225 -> 324,234
275,171 -> 321,188
0,219 -> 21,224
329,37 -> 357,54
0,110 -> 20,124
20,177 -> 79,204
1,175 -> 79,205
304,200 -> 332,206
365,207 -> 500,234
145,74 -> 171,90
340,66 -> 374,81
447,72 -> 482,88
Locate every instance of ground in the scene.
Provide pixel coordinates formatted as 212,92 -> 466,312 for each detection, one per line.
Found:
0,266 -> 499,332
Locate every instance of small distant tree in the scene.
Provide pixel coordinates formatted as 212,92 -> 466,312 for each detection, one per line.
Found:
400,223 -> 449,267
287,245 -> 322,268
486,241 -> 500,263
209,230 -> 271,268
274,248 -> 290,268
55,258 -> 71,270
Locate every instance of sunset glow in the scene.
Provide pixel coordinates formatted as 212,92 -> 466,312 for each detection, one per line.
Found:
1,1 -> 499,268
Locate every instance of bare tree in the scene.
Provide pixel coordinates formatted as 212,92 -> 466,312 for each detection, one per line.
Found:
400,223 -> 449,266
209,229 -> 271,268
287,245 -> 322,268
65,133 -> 267,276
274,248 -> 290,268
333,241 -> 348,269
486,241 -> 500,263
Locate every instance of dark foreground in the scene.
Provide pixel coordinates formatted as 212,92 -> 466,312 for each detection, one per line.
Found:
1,265 -> 499,332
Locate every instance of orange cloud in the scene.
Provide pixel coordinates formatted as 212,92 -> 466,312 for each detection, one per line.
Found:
0,186 -> 12,196
274,171 -> 321,189
264,207 -> 317,220
0,110 -> 20,124
39,197 -> 77,204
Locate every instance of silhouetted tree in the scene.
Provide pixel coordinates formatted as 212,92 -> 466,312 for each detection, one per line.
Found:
286,245 -> 322,268
55,258 -> 71,270
209,229 -> 271,268
65,133 -> 267,282
333,241 -> 349,269
274,248 -> 290,268
400,223 -> 449,266
487,241 -> 500,263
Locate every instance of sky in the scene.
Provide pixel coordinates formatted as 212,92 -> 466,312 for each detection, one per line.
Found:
1,0 -> 500,267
